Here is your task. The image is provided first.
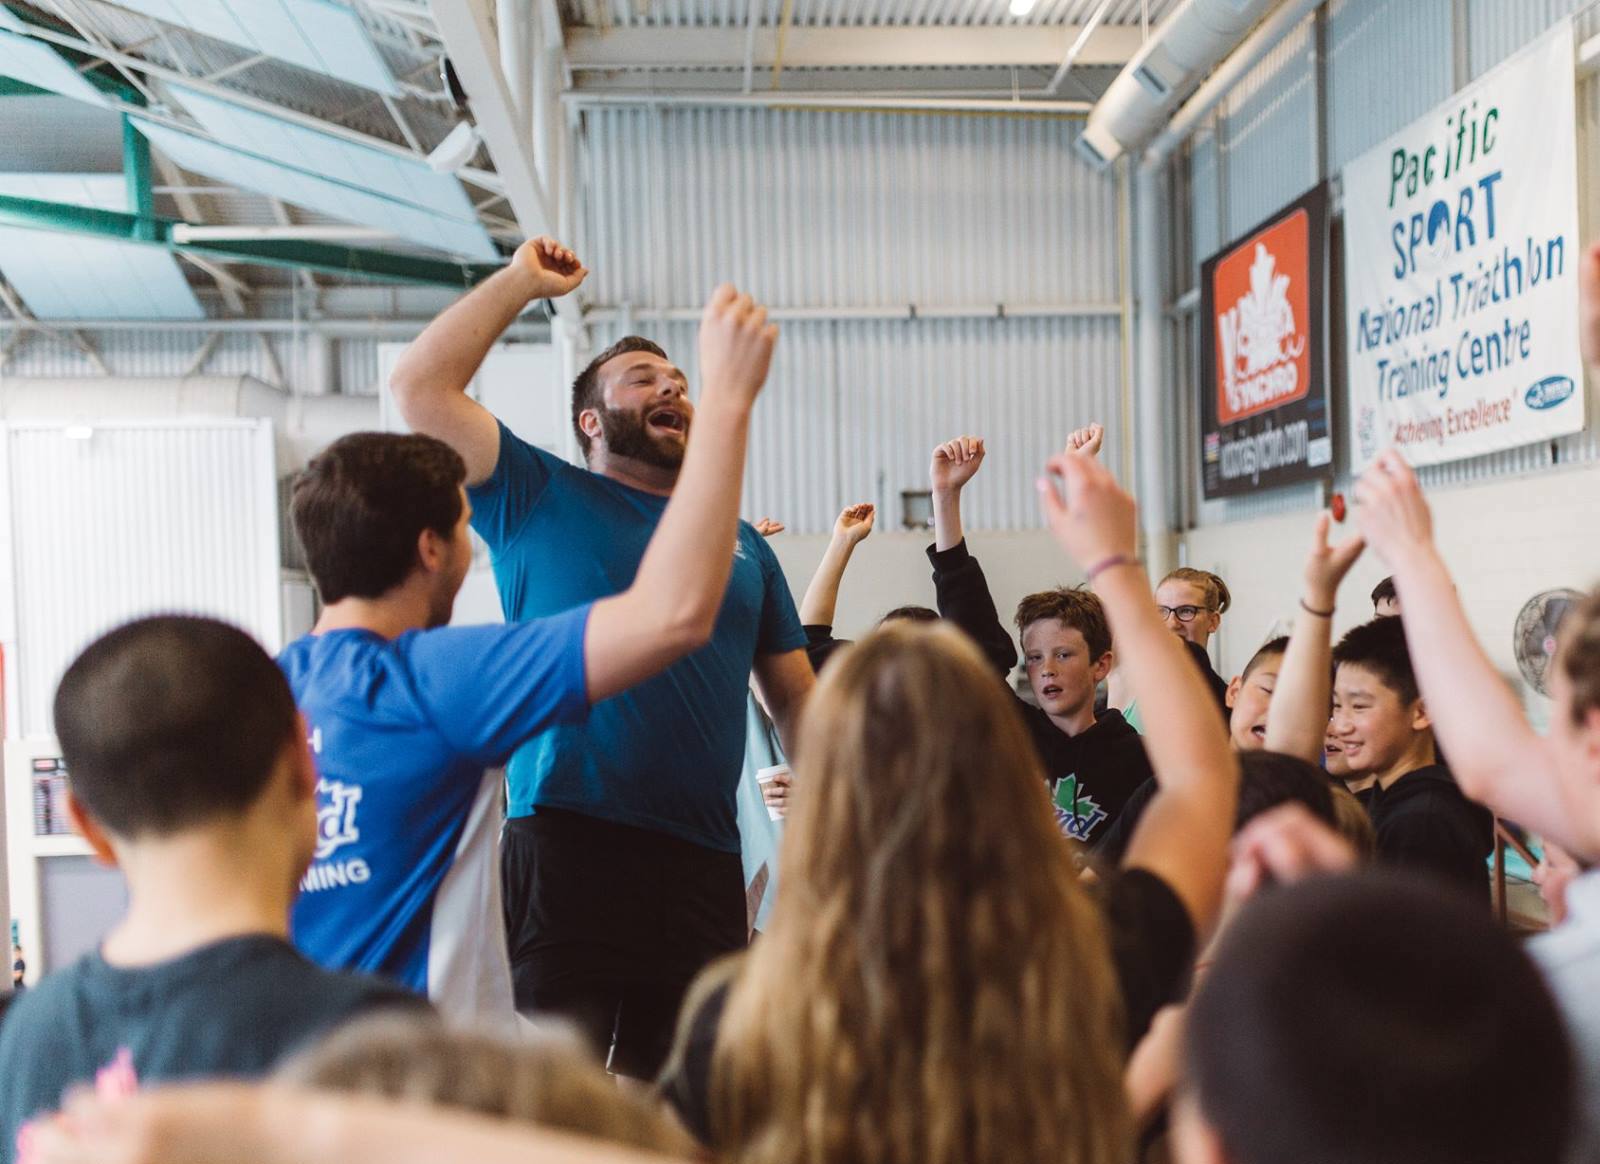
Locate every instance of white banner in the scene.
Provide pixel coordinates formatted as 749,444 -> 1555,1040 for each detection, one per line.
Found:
1342,21 -> 1584,473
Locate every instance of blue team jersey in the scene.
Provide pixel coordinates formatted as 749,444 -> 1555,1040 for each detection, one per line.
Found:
469,421 -> 808,852
279,609 -> 590,1022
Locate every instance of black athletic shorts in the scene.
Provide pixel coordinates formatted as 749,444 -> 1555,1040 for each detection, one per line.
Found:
501,808 -> 746,1080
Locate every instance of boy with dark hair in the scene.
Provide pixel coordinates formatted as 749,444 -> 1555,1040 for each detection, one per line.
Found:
1092,749 -> 1336,866
0,616 -> 421,1160
1222,636 -> 1289,752
1331,616 -> 1492,900
924,435 -> 1152,843
285,285 -> 780,1032
1175,872 -> 1572,1164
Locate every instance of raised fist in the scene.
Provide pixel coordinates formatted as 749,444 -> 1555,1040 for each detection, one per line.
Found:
513,236 -> 587,300
930,436 -> 986,494
1036,447 -> 1136,570
1067,423 -> 1105,459
833,503 -> 876,546
1352,449 -> 1436,571
699,284 -> 779,409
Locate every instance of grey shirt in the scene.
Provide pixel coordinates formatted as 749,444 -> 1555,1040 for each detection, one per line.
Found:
1531,870 -> 1600,1163
0,934 -> 425,1163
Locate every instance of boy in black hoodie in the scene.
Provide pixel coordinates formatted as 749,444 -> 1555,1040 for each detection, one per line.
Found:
926,435 -> 1153,844
1331,615 -> 1492,901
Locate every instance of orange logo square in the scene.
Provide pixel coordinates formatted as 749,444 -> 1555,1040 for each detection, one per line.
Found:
1213,208 -> 1311,424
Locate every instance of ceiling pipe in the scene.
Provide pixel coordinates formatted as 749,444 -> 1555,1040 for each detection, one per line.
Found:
562,91 -> 1092,114
1144,0 -> 1326,165
0,317 -> 550,338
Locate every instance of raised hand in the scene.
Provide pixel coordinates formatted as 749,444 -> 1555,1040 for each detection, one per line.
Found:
833,503 -> 875,547
1067,423 -> 1105,459
1581,241 -> 1600,372
930,436 -> 986,494
699,284 -> 779,409
1352,449 -> 1436,571
512,236 -> 588,300
752,518 -> 785,537
1035,447 -> 1136,571
1303,510 -> 1365,612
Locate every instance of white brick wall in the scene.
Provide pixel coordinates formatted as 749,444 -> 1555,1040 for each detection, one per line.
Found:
1182,462 -> 1600,728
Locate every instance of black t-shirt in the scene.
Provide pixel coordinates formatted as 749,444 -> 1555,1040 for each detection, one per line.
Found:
1368,764 -> 1494,903
660,868 -> 1194,1148
0,935 -> 424,1159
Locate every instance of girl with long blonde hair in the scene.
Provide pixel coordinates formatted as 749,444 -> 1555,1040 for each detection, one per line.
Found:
663,445 -> 1239,1164
712,622 -> 1130,1164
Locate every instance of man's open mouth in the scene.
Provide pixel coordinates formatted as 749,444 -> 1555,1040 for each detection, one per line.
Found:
647,408 -> 687,434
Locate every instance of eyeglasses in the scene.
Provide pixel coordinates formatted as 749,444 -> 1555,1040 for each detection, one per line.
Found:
1157,604 -> 1214,623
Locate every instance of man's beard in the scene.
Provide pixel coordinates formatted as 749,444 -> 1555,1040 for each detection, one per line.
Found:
597,405 -> 686,470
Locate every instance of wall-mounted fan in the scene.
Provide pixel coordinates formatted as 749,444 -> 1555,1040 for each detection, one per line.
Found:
1514,589 -> 1584,696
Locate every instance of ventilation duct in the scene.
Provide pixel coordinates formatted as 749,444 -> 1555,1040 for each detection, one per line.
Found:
1078,0 -> 1282,166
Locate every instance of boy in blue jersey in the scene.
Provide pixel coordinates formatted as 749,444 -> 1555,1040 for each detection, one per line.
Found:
0,617 -> 422,1163
283,271 -> 782,1031
391,238 -> 813,1076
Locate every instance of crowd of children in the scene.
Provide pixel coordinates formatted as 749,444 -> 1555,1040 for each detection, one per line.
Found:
3,237 -> 1600,1164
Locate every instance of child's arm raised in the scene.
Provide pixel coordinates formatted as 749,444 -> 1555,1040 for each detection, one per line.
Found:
1038,451 -> 1239,939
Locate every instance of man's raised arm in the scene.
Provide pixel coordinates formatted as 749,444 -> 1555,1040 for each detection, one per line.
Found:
389,237 -> 587,485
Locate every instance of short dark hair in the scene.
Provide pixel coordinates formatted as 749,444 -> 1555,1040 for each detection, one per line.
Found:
1186,872 -> 1573,1164
53,616 -> 301,838
292,433 -> 466,604
571,336 -> 668,457
880,605 -> 939,625
1371,576 -> 1398,607
1241,635 -> 1290,682
1236,751 -> 1336,830
1332,616 -> 1419,705
1014,586 -> 1112,659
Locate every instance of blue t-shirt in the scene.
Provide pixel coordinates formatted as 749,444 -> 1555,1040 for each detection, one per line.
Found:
279,609 -> 590,1021
469,421 -> 807,852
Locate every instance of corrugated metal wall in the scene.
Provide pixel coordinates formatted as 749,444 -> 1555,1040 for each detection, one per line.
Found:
1,330 -> 387,395
1178,0 -> 1600,527
2,421 -> 282,737
577,107 -> 1127,533
590,314 -> 1125,535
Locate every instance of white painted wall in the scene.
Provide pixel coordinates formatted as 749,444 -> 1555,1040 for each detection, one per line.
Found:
1182,463 -> 1600,727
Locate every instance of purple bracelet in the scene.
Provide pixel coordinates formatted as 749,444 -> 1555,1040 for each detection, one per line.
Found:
1085,553 -> 1139,582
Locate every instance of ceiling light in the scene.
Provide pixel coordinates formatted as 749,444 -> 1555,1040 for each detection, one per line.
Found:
1009,0 -> 1039,14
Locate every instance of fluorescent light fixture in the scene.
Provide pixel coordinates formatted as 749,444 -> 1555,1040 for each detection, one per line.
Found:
1009,0 -> 1039,14
0,174 -> 205,321
110,0 -> 399,94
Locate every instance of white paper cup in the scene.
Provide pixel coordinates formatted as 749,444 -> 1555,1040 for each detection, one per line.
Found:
756,764 -> 791,821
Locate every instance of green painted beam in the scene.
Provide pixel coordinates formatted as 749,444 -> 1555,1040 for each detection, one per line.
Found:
0,77 -> 51,98
121,115 -> 155,228
178,237 -> 503,288
0,193 -> 503,289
